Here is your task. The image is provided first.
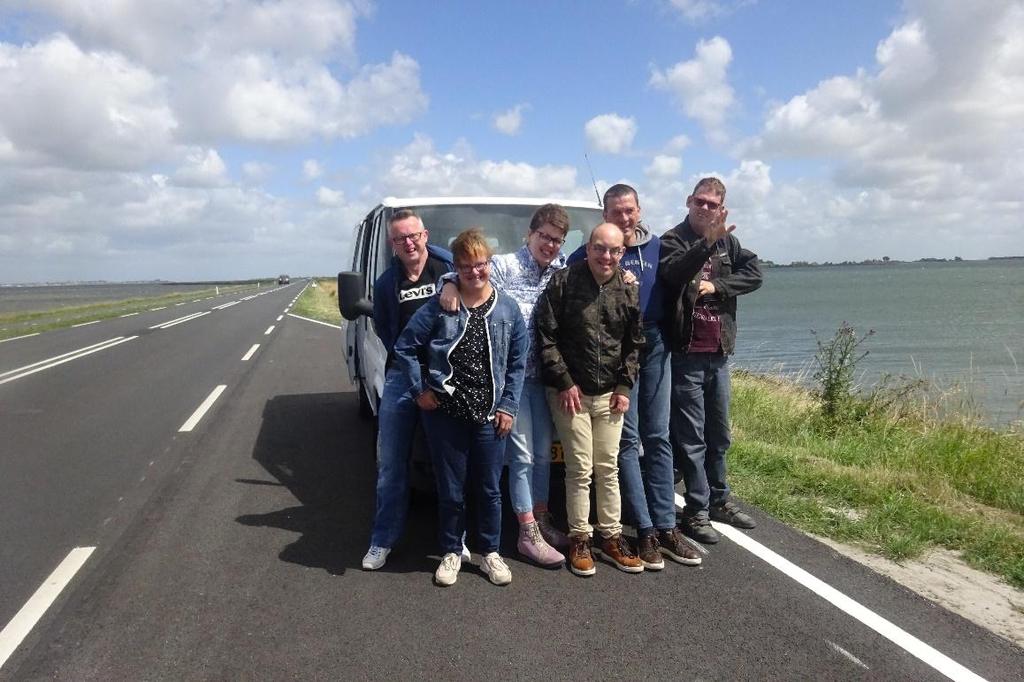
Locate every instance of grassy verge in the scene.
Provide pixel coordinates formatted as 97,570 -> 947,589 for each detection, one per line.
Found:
292,279 -> 342,326
0,283 -> 268,340
729,369 -> 1024,589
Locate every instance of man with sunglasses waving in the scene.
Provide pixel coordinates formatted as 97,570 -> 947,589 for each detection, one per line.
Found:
659,178 -> 763,545
362,209 -> 454,571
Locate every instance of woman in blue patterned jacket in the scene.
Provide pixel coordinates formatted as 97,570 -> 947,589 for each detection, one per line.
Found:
394,228 -> 528,587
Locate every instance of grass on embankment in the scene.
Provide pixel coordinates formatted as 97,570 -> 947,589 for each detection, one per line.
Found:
292,279 -> 342,326
729,370 -> 1024,589
0,283 -> 268,341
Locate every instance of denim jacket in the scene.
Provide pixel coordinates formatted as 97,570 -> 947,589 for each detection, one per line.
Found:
393,290 -> 528,419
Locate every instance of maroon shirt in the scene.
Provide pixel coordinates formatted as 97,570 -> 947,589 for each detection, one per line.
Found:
688,258 -> 722,353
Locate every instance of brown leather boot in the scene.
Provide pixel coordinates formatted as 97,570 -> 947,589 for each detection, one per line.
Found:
598,534 -> 644,573
568,534 -> 595,576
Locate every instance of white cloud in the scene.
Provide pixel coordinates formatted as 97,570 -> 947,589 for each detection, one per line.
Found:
303,159 -> 324,180
376,134 -> 583,199
173,148 -> 228,187
242,161 -> 274,183
645,155 -> 683,179
664,134 -> 691,153
0,34 -> 177,170
493,104 -> 528,136
584,113 -> 637,154
317,186 -> 344,206
666,0 -> 726,22
650,36 -> 735,143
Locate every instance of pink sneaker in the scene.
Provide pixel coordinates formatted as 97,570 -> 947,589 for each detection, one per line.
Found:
536,511 -> 569,551
517,521 -> 565,566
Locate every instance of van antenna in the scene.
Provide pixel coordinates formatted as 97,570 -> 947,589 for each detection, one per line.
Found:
584,152 -> 602,207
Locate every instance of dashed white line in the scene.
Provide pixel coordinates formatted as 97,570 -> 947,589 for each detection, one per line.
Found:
827,640 -> 870,670
150,306 -> 167,311
71,320 -> 100,328
0,332 -> 40,344
0,336 -> 137,385
264,325 -> 275,335
276,315 -> 283,321
241,344 -> 260,361
0,547 -> 95,669
175,302 -> 187,306
674,493 -> 986,682
287,313 -> 341,329
191,299 -> 201,303
212,301 -> 239,310
179,384 -> 227,432
149,311 -> 210,330
119,312 -> 139,318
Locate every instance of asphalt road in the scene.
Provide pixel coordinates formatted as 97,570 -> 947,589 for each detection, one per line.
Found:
0,284 -> 1020,680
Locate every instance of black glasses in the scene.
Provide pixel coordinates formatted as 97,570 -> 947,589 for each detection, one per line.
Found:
390,231 -> 425,245
589,244 -> 625,257
692,198 -> 722,211
533,231 -> 564,246
456,261 -> 490,274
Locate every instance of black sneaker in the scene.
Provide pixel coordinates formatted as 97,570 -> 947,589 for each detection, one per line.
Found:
680,514 -> 719,544
710,501 -> 757,529
657,528 -> 703,566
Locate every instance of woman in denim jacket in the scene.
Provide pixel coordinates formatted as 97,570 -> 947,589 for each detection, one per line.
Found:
394,228 -> 528,587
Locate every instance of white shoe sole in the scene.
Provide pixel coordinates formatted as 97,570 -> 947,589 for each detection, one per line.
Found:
660,547 -> 702,566
569,563 -> 596,577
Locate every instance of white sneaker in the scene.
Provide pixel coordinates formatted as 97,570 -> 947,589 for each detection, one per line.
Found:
361,545 -> 390,570
461,542 -> 472,562
434,553 -> 462,586
480,552 -> 512,586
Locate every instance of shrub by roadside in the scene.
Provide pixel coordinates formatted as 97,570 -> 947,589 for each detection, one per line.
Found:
728,369 -> 1024,589
292,279 -> 342,326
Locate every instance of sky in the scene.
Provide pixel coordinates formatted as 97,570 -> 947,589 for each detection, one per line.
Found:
0,0 -> 1021,283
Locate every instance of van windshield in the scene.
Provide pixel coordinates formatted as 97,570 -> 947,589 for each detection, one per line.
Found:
407,204 -> 604,257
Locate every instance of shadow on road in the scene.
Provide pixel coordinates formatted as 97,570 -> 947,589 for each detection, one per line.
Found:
235,391 -> 438,576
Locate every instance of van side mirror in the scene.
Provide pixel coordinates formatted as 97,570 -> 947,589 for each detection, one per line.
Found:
338,271 -> 373,320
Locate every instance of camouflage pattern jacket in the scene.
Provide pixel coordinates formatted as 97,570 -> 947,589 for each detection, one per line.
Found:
534,260 -> 643,396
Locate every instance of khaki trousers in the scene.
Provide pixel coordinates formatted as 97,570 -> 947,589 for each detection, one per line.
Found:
547,389 -> 624,539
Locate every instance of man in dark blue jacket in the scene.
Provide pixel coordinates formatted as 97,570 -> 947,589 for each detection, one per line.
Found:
362,208 -> 453,570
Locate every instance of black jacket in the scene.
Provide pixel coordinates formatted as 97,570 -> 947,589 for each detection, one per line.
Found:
659,217 -> 762,355
535,261 -> 643,396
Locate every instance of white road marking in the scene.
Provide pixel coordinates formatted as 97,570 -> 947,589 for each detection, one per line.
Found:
287,313 -> 341,329
826,640 -> 870,670
192,299 -> 201,303
150,306 -> 167,311
175,302 -> 187,306
276,315 -> 283,321
119,312 -> 139,318
674,493 -> 986,682
0,332 -> 40,344
241,344 -> 260,361
149,311 -> 210,330
212,301 -> 239,310
0,547 -> 95,669
179,384 -> 227,432
0,337 -> 137,385
71,320 -> 100,328
264,325 -> 275,335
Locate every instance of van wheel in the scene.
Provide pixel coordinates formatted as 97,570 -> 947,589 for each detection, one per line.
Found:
358,379 -> 373,420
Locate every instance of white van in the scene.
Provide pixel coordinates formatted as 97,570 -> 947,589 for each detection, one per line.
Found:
337,196 -> 603,487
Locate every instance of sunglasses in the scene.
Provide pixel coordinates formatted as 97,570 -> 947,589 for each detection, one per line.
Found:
691,198 -> 722,211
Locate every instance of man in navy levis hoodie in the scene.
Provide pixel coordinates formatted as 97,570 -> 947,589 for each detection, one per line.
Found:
568,184 -> 701,568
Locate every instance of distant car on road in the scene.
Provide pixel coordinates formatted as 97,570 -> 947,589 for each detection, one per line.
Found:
337,196 -> 603,488
277,274 -> 290,285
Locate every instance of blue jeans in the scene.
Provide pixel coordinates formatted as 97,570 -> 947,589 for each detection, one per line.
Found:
370,367 -> 420,548
505,379 -> 554,514
619,325 -> 676,533
670,352 -> 732,516
422,409 -> 505,555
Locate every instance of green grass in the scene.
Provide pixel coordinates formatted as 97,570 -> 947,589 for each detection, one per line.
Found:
729,370 -> 1024,588
0,283 -> 269,340
292,279 -> 342,326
